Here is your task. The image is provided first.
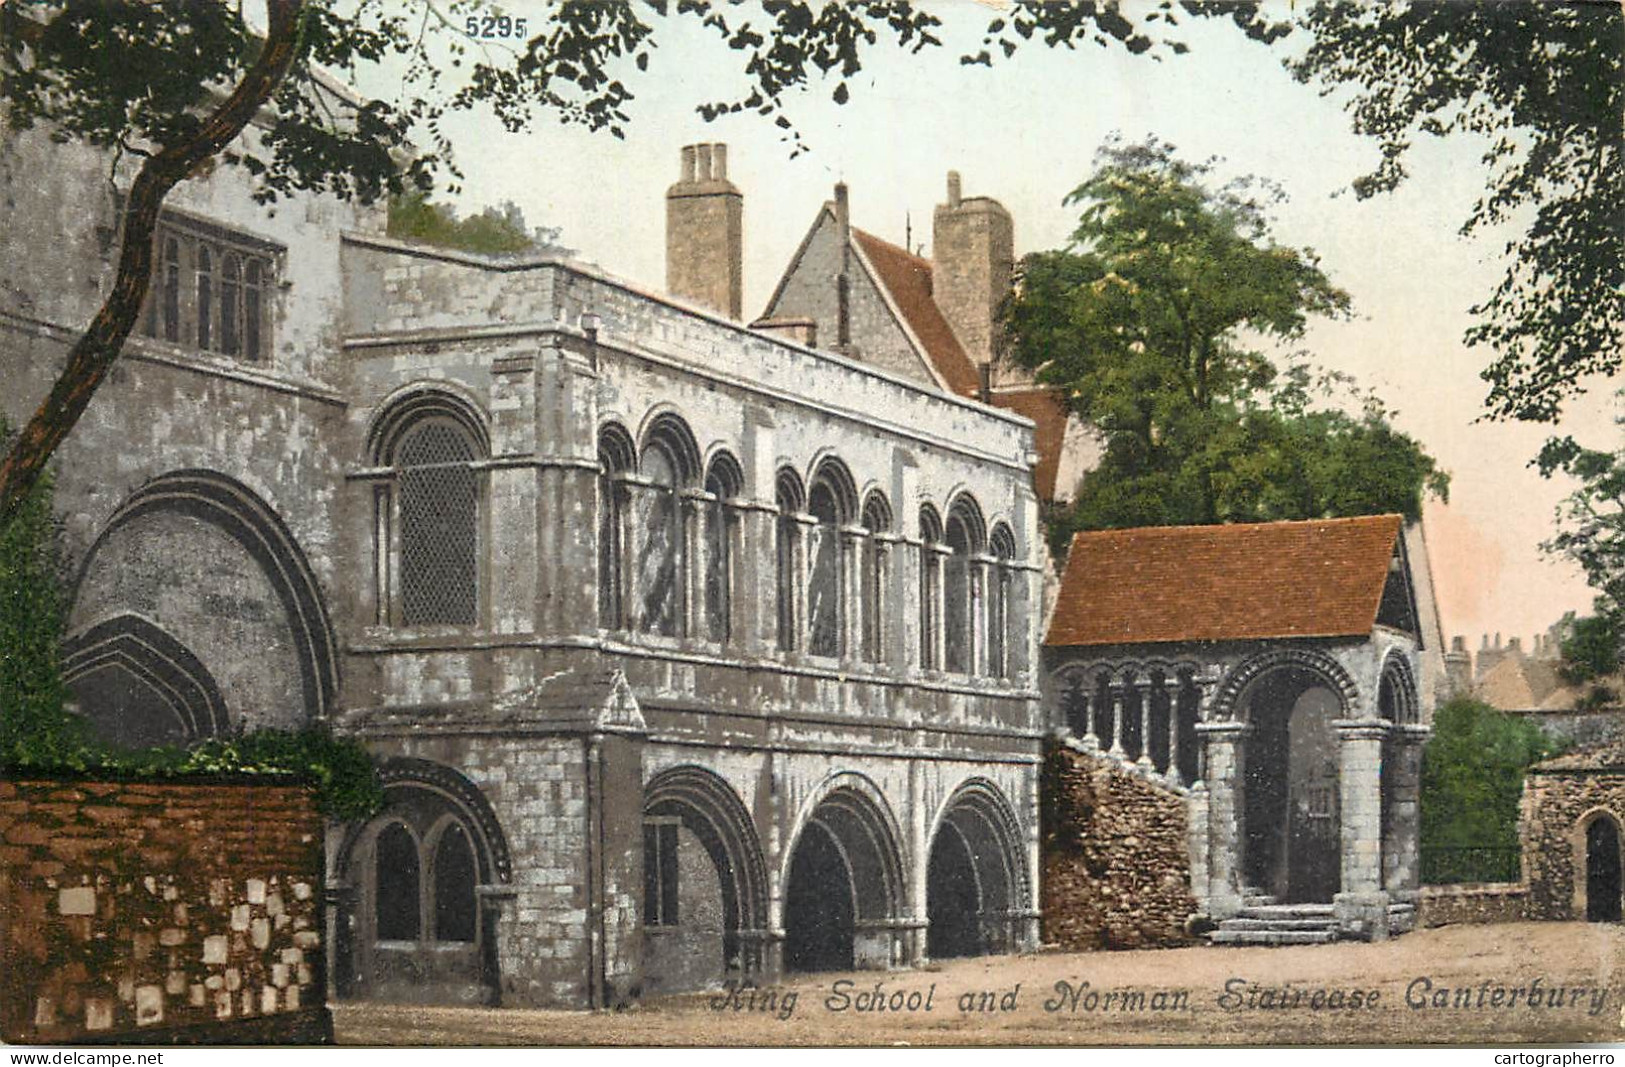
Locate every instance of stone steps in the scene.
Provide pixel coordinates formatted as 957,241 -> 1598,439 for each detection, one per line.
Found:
1208,928 -> 1338,946
1217,917 -> 1341,932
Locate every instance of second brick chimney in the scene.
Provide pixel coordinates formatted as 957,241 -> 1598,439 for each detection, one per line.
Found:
666,144 -> 743,319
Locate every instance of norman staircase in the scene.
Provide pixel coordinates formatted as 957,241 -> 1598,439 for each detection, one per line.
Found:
1207,888 -> 1417,946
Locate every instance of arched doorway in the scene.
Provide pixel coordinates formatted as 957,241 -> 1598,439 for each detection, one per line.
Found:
926,780 -> 1026,959
782,781 -> 905,973
1586,816 -> 1622,922
336,759 -> 511,1004
784,822 -> 856,971
641,766 -> 770,994
1239,668 -> 1343,904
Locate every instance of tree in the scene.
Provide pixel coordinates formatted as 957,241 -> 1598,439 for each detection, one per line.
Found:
1540,397 -> 1625,617
387,191 -> 564,256
1005,138 -> 1447,545
978,2 -> 1624,426
0,0 -> 970,531
1283,2 -> 1623,425
1420,696 -> 1561,883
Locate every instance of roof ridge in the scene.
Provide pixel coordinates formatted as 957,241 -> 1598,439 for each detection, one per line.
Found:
853,227 -> 932,270
1067,513 -> 1402,544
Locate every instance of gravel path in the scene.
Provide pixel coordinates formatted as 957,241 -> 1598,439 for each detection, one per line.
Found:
333,922 -> 1625,1046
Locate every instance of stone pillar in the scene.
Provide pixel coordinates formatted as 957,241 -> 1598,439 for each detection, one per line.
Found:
1186,783 -> 1210,913
1197,720 -> 1249,918
1134,677 -> 1155,770
1333,718 -> 1392,940
1163,676 -> 1183,787
842,525 -> 866,663
1383,723 -> 1430,903
1108,680 -> 1126,758
1079,689 -> 1098,751
794,512 -> 815,652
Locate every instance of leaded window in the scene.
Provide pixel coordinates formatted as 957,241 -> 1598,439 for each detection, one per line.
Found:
636,443 -> 683,637
643,820 -> 680,927
919,506 -> 942,670
433,823 -> 477,943
989,524 -> 1016,679
394,418 -> 480,627
598,425 -> 636,630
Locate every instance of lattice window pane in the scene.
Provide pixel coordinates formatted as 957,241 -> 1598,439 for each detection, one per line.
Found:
398,421 -> 479,626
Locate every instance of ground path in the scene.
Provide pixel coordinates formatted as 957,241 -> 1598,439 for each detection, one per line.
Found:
333,922 -> 1625,1046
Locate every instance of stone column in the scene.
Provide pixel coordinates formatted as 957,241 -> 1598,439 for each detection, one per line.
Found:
1333,718 -> 1392,940
1134,677 -> 1155,770
1383,723 -> 1430,903
1163,675 -> 1183,786
1108,679 -> 1127,757
794,512 -> 815,652
1197,720 -> 1249,919
681,488 -> 707,638
841,525 -> 867,663
1079,689 -> 1098,751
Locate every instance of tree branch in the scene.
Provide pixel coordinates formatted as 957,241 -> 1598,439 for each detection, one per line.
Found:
0,0 -> 306,530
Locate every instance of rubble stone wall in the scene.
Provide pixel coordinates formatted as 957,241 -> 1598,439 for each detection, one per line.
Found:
1040,740 -> 1197,950
1522,769 -> 1625,921
1416,883 -> 1528,927
0,777 -> 328,1045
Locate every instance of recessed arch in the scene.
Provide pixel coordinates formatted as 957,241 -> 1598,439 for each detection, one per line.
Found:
60,613 -> 229,746
368,384 -> 491,465
1575,807 -> 1624,923
639,409 -> 702,485
74,470 -> 338,723
1210,648 -> 1360,723
643,765 -> 771,987
1378,650 -> 1420,724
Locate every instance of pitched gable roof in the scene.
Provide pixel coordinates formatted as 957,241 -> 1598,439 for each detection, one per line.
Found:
1047,514 -> 1405,647
851,229 -> 983,398
988,387 -> 1071,501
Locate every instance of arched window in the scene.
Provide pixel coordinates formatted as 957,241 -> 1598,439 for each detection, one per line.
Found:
919,505 -> 943,670
637,441 -> 683,636
989,524 -> 1016,679
372,394 -> 488,629
944,497 -> 985,675
635,416 -> 699,638
396,419 -> 480,625
145,235 -> 182,343
598,424 -> 636,630
220,253 -> 242,356
432,822 -> 478,943
860,492 -> 892,664
775,469 -> 805,652
374,823 -> 421,941
806,460 -> 855,659
195,245 -> 214,351
703,454 -> 742,644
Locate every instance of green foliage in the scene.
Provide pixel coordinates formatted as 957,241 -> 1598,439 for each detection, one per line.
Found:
1285,2 -> 1623,424
386,191 -> 558,256
1540,397 -> 1625,617
1559,613 -> 1622,686
1006,138 -> 1448,549
1420,696 -> 1562,880
0,423 -> 83,766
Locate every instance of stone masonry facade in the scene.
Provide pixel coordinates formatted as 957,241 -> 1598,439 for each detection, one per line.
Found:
0,778 -> 327,1044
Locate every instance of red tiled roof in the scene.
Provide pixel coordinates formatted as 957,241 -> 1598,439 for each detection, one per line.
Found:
852,229 -> 983,398
1046,514 -> 1404,647
989,387 -> 1072,501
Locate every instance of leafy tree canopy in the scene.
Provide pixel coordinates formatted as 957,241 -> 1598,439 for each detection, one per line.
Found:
1286,1 -> 1623,425
1540,396 -> 1625,617
1006,138 -> 1448,547
386,191 -> 563,256
1420,695 -> 1562,883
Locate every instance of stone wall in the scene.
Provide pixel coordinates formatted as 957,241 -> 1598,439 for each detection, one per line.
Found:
1522,768 -> 1625,921
1416,883 -> 1528,928
1040,740 -> 1196,950
0,777 -> 328,1045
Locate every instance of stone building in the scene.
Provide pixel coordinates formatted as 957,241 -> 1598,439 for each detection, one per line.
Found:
1521,742 -> 1625,924
1044,516 -> 1431,943
3,124 -> 1046,1009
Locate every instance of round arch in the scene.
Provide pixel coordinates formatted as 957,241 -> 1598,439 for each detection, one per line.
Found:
780,772 -> 908,972
1210,648 -> 1360,723
73,470 -> 339,723
1573,806 -> 1624,923
367,383 -> 491,464
1378,650 -> 1421,724
925,778 -> 1030,958
643,765 -> 771,980
638,408 -> 703,484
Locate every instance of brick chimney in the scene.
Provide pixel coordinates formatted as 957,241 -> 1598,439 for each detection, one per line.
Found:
932,170 -> 1014,381
666,143 -> 743,319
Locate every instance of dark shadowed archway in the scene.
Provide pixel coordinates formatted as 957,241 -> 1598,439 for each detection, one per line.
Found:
782,778 -> 905,973
926,779 -> 1027,959
1586,815 -> 1622,923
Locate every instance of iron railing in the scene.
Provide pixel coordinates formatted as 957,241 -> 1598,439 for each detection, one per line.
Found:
1421,844 -> 1521,884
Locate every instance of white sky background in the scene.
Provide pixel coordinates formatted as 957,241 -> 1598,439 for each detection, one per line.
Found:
351,0 -> 1619,650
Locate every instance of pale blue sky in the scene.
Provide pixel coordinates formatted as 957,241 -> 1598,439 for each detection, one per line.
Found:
355,0 -> 1619,648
